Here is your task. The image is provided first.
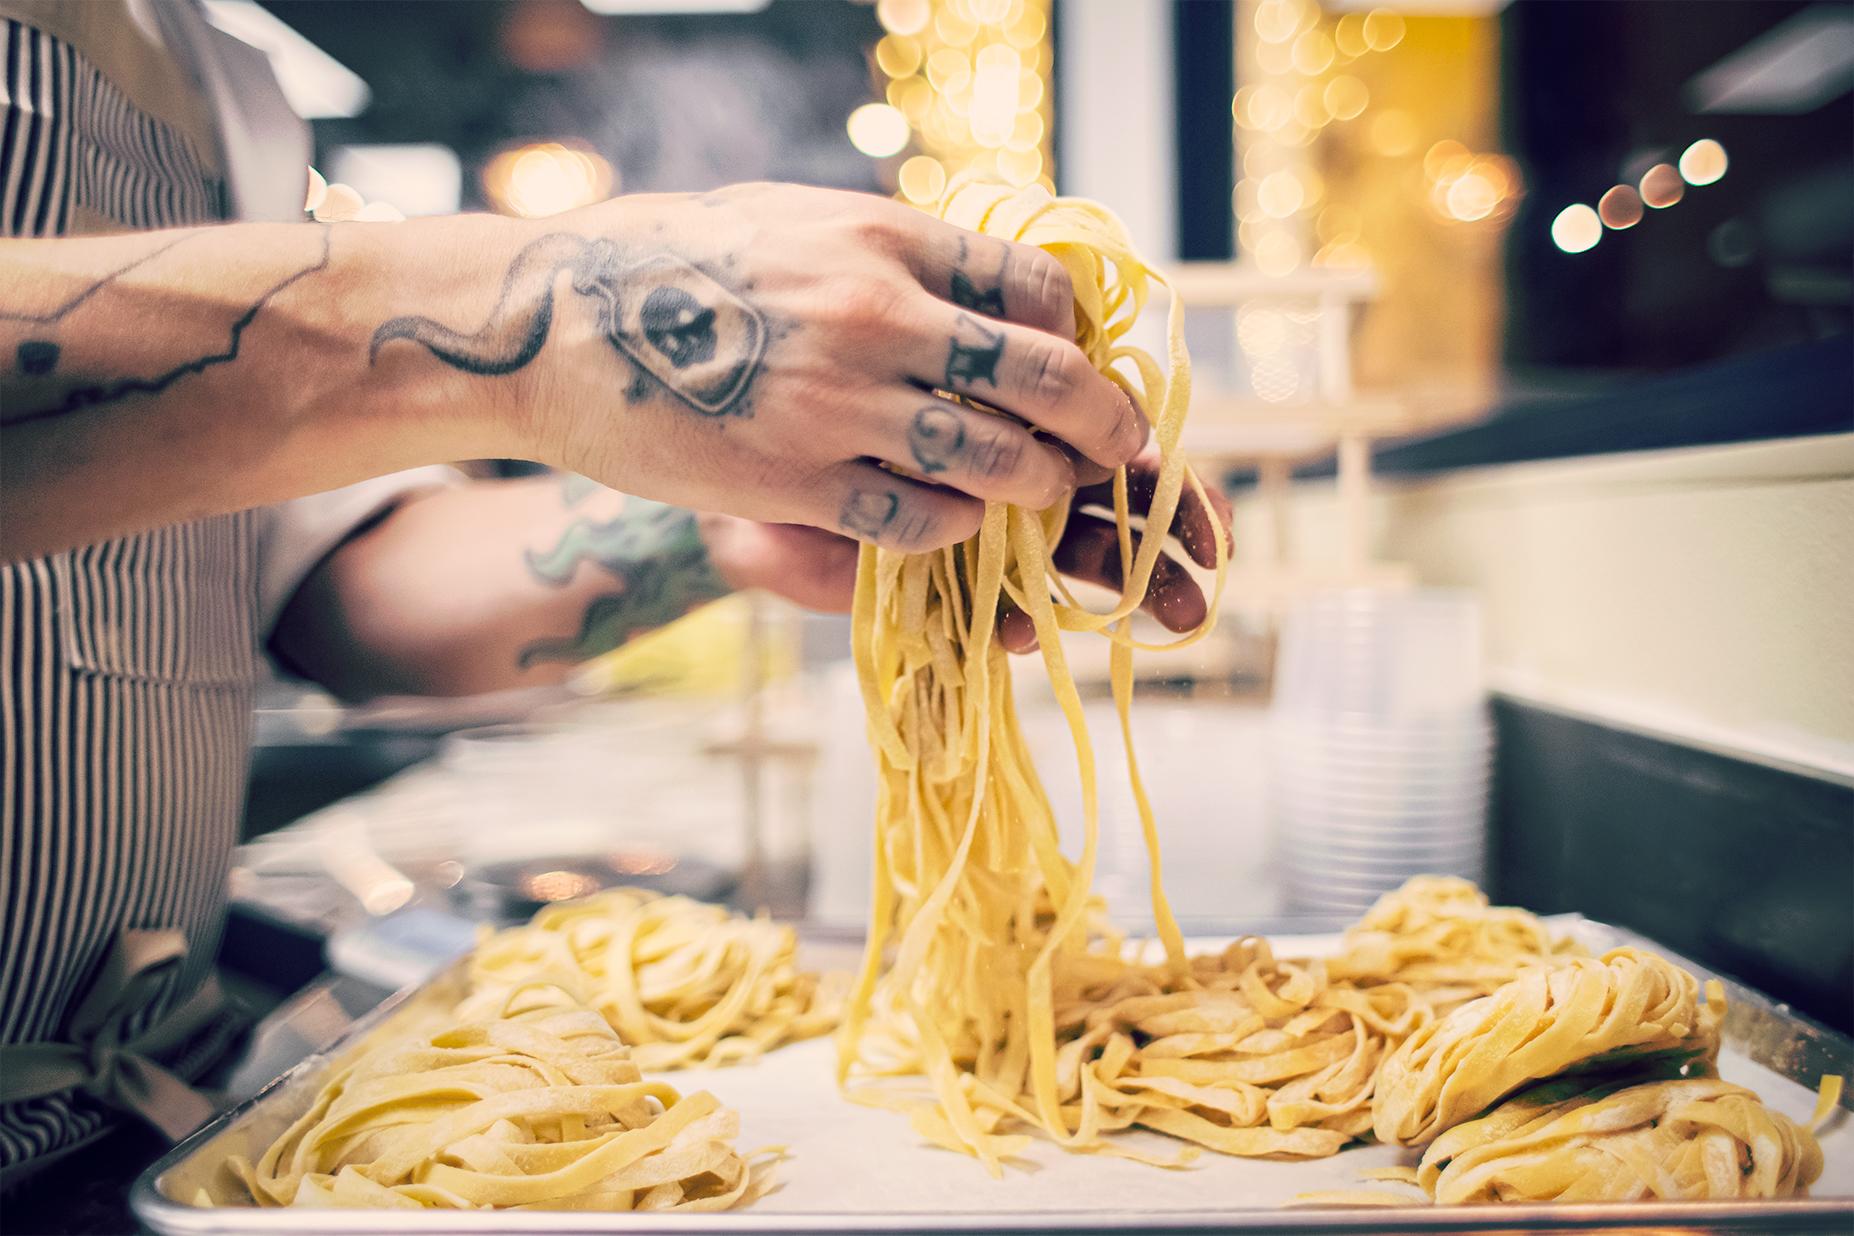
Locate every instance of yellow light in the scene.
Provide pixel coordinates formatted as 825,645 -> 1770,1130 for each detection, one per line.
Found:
1240,83 -> 1291,131
1254,0 -> 1300,44
1291,29 -> 1335,76
1006,109 -> 1044,152
1297,165 -> 1325,208
848,103 -> 911,158
1237,218 -> 1263,252
887,75 -> 932,121
1313,239 -> 1371,269
1551,204 -> 1601,254
969,44 -> 1022,147
1242,143 -> 1271,179
1324,75 -> 1369,121
1004,5 -> 1045,49
934,7 -> 977,46
926,47 -> 971,92
1317,204 -> 1361,243
1424,139 -> 1470,181
876,35 -> 922,79
1363,9 -> 1406,52
1294,84 -> 1330,129
876,0 -> 930,37
1334,12 -> 1369,58
971,0 -> 1013,22
1598,184 -> 1643,229
1017,69 -> 1045,110
1233,177 -> 1260,221
1640,163 -> 1684,209
1370,109 -> 1418,157
1256,38 -> 1293,76
483,142 -> 612,218
997,146 -> 1042,186
1445,169 -> 1500,222
1258,170 -> 1305,218
1679,138 -> 1727,186
898,154 -> 947,203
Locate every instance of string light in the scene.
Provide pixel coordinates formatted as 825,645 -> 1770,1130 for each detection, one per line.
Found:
847,103 -> 911,158
1678,138 -> 1728,186
1640,163 -> 1684,209
1551,204 -> 1602,254
1597,183 -> 1644,230
869,0 -> 1052,194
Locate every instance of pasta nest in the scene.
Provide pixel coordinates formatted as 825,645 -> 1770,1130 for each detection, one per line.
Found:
1373,947 -> 1726,1146
1326,876 -> 1582,1012
461,888 -> 845,1070
231,1001 -> 762,1211
1418,1075 -> 1825,1203
1034,938 -> 1435,1159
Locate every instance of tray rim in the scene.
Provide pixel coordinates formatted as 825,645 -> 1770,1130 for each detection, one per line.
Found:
130,916 -> 1854,1235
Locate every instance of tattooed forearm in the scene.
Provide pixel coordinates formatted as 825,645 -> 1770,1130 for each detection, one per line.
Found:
3,228 -> 332,424
371,233 -> 769,417
517,480 -> 731,668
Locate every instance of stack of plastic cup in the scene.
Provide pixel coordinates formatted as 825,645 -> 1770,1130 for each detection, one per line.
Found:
1268,588 -> 1491,918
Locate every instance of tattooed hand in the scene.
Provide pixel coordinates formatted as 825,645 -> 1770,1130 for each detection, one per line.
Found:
368,184 -> 1146,555
693,449 -> 1232,653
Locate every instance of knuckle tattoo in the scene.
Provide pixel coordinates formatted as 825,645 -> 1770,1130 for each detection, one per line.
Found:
908,405 -> 966,475
973,426 -> 1023,481
944,312 -> 1005,389
840,487 -> 901,540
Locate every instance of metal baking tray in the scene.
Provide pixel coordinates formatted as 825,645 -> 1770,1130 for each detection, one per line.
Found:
133,919 -> 1854,1234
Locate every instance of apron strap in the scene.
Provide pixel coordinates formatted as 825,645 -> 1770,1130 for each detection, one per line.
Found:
0,930 -> 224,1141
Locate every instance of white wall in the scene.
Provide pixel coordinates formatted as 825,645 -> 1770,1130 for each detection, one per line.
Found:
1233,433 -> 1854,781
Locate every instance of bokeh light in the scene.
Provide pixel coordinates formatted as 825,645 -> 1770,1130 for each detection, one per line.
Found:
897,154 -> 947,203
876,0 -> 930,37
848,103 -> 911,158
1598,184 -> 1644,230
1551,204 -> 1602,254
1640,163 -> 1685,209
482,142 -> 613,218
1369,109 -> 1418,157
1362,9 -> 1405,52
1323,75 -> 1369,122
876,35 -> 922,79
1679,138 -> 1728,186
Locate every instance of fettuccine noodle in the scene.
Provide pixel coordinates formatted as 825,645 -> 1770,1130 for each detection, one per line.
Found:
1418,1075 -> 1826,1202
837,180 -> 1230,1173
1372,947 -> 1726,1146
462,888 -> 845,1070
231,992 -> 764,1211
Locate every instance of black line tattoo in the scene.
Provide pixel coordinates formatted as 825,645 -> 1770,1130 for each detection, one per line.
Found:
518,482 -> 730,668
0,233 -> 196,327
371,233 -> 769,417
908,404 -> 966,475
840,488 -> 901,540
945,313 -> 1004,389
950,235 -> 1006,316
4,228 -> 332,424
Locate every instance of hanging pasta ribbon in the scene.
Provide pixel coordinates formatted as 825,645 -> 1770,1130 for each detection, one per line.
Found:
838,179 -> 1231,1172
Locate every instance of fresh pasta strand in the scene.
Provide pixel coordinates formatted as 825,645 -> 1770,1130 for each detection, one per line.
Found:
229,993 -> 768,1212
838,178 -> 1235,1172
1372,947 -> 1727,1147
462,888 -> 846,1070
1418,1075 -> 1826,1203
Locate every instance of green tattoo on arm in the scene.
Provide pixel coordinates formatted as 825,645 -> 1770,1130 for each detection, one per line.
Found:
517,478 -> 731,669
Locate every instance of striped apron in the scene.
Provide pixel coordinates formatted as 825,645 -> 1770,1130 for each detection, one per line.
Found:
0,4 -> 293,1177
